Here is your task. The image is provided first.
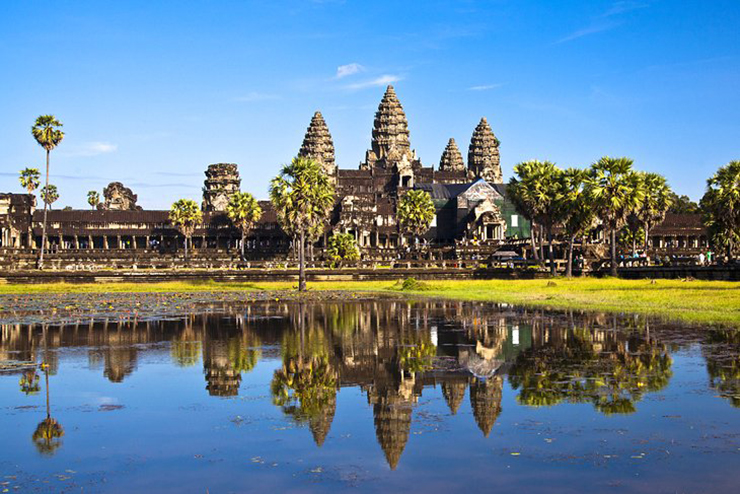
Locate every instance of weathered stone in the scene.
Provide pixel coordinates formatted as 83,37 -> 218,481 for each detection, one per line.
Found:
366,85 -> 412,167
102,182 -> 141,211
202,163 -> 241,212
468,117 -> 502,183
439,138 -> 465,172
299,111 -> 337,179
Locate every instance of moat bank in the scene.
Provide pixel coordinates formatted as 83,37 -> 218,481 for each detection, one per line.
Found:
0,278 -> 737,327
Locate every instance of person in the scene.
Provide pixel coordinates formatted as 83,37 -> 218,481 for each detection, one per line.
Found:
707,250 -> 713,265
699,252 -> 705,266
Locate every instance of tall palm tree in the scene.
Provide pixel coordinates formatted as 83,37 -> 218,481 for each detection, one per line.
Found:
701,160 -> 740,260
169,199 -> 203,263
509,160 -> 564,275
636,172 -> 673,253
586,157 -> 645,277
396,189 -> 435,252
87,190 -> 100,210
270,157 -> 335,291
558,168 -> 596,277
40,185 -> 59,208
19,168 -> 41,195
226,191 -> 263,260
31,115 -> 64,269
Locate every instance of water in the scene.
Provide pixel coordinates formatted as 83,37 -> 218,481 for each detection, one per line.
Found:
1,300 -> 739,493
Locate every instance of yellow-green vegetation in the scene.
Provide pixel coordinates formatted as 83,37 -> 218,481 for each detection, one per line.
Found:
0,278 -> 738,326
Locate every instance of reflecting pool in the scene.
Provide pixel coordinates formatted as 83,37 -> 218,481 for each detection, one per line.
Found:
1,300 -> 739,493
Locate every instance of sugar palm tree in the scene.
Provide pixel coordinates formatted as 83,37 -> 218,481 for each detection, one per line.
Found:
40,184 -> 59,207
270,157 -> 335,291
585,157 -> 645,277
19,168 -> 41,195
169,199 -> 203,263
327,232 -> 360,268
32,116 -> 64,269
635,172 -> 672,254
87,190 -> 100,210
226,191 -> 263,260
558,168 -> 596,277
396,189 -> 435,252
701,160 -> 740,260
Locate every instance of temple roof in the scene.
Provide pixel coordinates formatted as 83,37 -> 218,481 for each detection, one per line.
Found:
371,85 -> 411,161
439,138 -> 465,172
468,117 -> 502,183
299,111 -> 336,176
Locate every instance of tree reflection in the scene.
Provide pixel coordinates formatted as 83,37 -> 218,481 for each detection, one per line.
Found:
32,365 -> 64,455
703,330 -> 740,408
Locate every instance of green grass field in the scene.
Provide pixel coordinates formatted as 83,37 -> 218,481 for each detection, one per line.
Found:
0,278 -> 738,326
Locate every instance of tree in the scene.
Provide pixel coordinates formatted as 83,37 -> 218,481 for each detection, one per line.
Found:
396,189 -> 435,252
509,160 -> 565,275
667,192 -> 699,214
87,190 -> 100,210
19,168 -> 41,195
701,160 -> 740,260
558,168 -> 596,277
585,157 -> 645,277
327,232 -> 360,268
32,115 -> 64,269
270,157 -> 335,291
226,191 -> 263,260
40,184 -> 59,207
636,172 -> 673,253
169,199 -> 203,262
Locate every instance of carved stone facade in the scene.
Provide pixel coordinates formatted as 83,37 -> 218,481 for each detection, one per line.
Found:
299,111 -> 337,181
202,163 -> 241,212
102,182 -> 141,211
467,117 -> 502,183
439,138 -> 465,173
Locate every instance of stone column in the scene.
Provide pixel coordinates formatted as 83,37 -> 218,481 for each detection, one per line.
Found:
74,235 -> 80,249
145,235 -> 150,250
88,235 -> 93,249
117,235 -> 122,249
104,236 -> 109,249
58,234 -> 64,250
133,236 -> 138,249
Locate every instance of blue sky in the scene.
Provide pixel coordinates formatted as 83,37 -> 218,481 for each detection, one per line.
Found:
1,0 -> 738,209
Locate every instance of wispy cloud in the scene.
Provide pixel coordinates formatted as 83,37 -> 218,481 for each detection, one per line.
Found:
61,141 -> 118,157
335,63 -> 364,79
468,83 -> 504,91
557,1 -> 648,43
233,92 -> 281,102
345,74 -> 402,90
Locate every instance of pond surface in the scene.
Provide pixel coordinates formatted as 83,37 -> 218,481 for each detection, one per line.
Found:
1,299 -> 739,493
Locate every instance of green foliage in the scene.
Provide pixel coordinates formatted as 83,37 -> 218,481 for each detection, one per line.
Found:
226,191 -> 263,234
510,160 -> 566,231
558,167 -> 596,239
634,172 -> 673,247
87,190 -> 100,209
397,189 -> 435,238
270,356 -> 337,419
40,184 -> 59,206
169,199 -> 203,240
19,168 -> 40,194
585,157 -> 645,232
327,233 -> 360,267
31,115 -> 64,151
32,417 -> 64,456
701,160 -> 740,258
668,192 -> 700,214
19,370 -> 40,395
395,277 -> 433,291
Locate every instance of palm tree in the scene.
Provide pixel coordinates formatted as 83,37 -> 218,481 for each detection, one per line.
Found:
558,168 -> 596,277
31,115 -> 64,269
327,232 -> 360,268
32,366 -> 64,456
226,191 -> 263,260
396,189 -> 435,252
19,168 -> 41,195
585,157 -> 645,277
270,157 -> 335,291
169,199 -> 203,263
701,160 -> 740,260
509,160 -> 564,275
87,190 -> 100,210
635,172 -> 673,254
40,184 -> 59,207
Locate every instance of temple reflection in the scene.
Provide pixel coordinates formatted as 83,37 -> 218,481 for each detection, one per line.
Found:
0,301 -> 690,469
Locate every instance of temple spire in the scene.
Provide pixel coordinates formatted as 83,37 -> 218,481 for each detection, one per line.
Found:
299,111 -> 337,179
438,138 -> 465,172
467,117 -> 502,183
369,85 -> 411,164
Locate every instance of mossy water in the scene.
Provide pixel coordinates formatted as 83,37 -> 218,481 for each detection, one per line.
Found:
1,299 -> 739,492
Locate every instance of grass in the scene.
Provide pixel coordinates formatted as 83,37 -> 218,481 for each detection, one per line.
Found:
0,278 -> 738,326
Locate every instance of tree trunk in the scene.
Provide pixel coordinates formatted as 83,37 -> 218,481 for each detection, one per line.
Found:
240,231 -> 245,260
38,149 -> 50,269
566,234 -> 575,278
530,221 -> 540,261
538,225 -> 545,261
547,227 -> 555,276
184,235 -> 189,264
632,234 -> 637,257
643,221 -> 650,252
610,229 -> 618,277
298,228 -> 306,292
45,368 -> 50,420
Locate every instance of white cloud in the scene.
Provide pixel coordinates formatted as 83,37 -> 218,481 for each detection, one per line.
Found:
556,22 -> 619,44
233,92 -> 281,102
346,74 -> 402,90
468,83 -> 504,91
63,141 -> 118,157
336,63 -> 365,79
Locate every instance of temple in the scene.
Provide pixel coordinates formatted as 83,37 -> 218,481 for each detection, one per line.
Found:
0,85 -> 707,267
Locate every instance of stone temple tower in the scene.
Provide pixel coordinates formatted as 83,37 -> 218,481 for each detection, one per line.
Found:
362,85 -> 419,170
438,138 -> 465,172
467,117 -> 502,183
202,163 -> 241,212
298,111 -> 337,181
